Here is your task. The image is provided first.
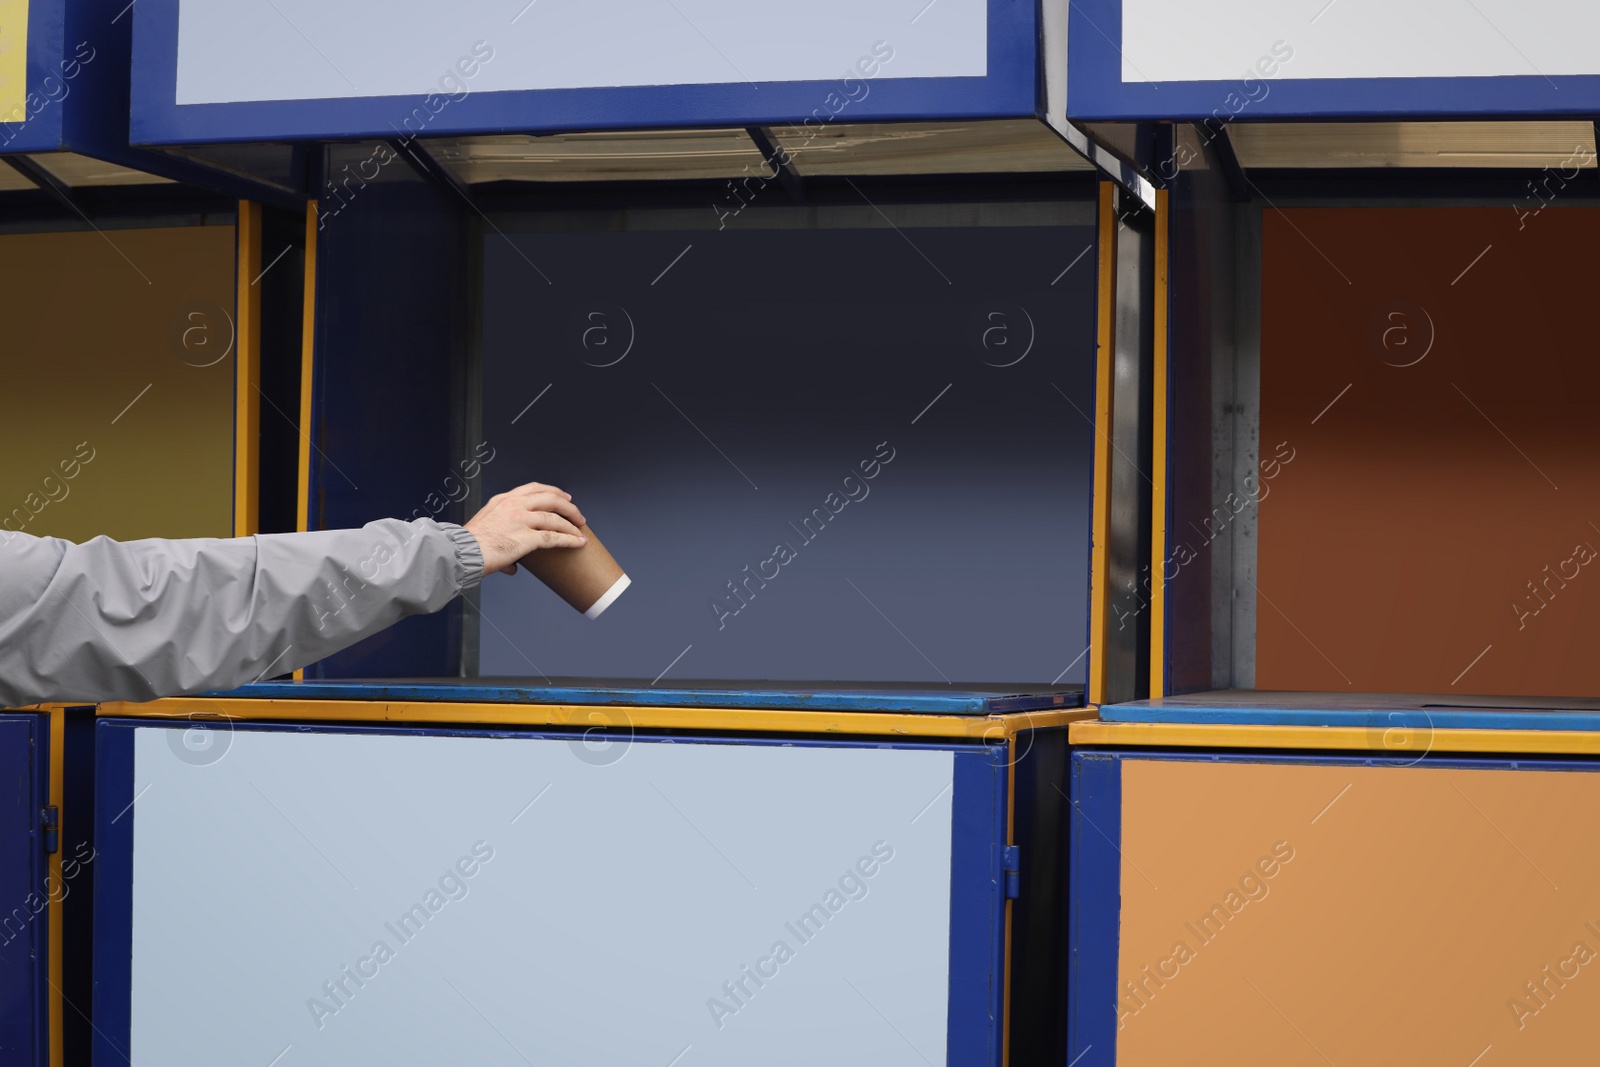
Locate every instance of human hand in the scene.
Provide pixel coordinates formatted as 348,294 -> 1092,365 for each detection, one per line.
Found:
464,482 -> 587,576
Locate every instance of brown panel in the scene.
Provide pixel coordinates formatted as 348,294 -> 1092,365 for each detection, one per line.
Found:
1118,758 -> 1600,1066
0,225 -> 236,542
1258,206 -> 1600,697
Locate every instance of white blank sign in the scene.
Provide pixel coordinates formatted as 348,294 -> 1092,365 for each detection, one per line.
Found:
173,0 -> 987,104
1121,0 -> 1600,82
129,726 -> 956,1066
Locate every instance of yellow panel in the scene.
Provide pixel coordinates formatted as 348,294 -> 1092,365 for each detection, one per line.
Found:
0,0 -> 25,121
1117,758 -> 1600,1065
0,226 -> 236,542
98,697 -> 1091,740
1071,718 -> 1600,756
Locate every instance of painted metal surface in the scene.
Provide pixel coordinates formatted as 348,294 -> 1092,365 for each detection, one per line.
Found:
1069,749 -> 1600,1066
1148,188 -> 1168,699
0,713 -> 48,1067
2,0 -> 238,168
1098,181 -> 1155,705
1067,749 -> 1121,1067
1102,689 -> 1600,731
201,679 -> 1085,715
233,199 -> 261,537
1068,0 -> 1600,120
130,0 -> 1037,144
1072,719 -> 1600,757
92,719 -> 1009,1065
1088,183 -> 1116,706
1160,126 -> 1245,695
100,697 -> 1090,749
1005,728 -> 1072,1065
0,0 -> 65,152
306,154 -> 469,678
295,199 -> 316,538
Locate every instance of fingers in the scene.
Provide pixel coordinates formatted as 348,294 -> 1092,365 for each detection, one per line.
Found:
524,511 -> 585,539
503,482 -> 584,527
519,491 -> 585,528
463,480 -> 591,577
509,481 -> 572,503
523,529 -> 587,553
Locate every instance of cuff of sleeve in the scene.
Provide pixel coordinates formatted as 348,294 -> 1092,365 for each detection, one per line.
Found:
441,523 -> 486,591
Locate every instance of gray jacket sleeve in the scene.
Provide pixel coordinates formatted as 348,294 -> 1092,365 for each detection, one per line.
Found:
0,518 -> 484,707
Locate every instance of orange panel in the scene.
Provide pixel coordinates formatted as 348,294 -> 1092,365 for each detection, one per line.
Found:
1117,758 -> 1600,1066
1258,206 -> 1600,696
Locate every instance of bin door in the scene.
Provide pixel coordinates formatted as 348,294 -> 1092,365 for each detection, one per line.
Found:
0,713 -> 47,1067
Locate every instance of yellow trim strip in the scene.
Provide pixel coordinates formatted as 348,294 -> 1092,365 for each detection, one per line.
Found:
234,200 -> 263,538
296,201 -> 316,535
98,698 -> 1092,741
1088,182 -> 1117,707
46,706 -> 63,1067
1149,188 -> 1169,699
1070,719 -> 1600,756
294,202 -> 317,682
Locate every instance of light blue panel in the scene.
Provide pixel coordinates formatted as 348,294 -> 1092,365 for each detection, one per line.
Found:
131,0 -> 1038,143
175,0 -> 985,103
1070,0 -> 1600,119
129,727 -> 957,1066
1120,0 -> 1600,82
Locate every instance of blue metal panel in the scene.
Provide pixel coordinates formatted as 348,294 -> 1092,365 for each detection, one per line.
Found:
1103,689 -> 1600,731
89,716 -> 134,1067
1007,728 -> 1071,1063
93,719 -> 1010,1064
58,706 -> 97,1066
1067,0 -> 1600,121
1067,750 -> 1121,1067
947,740 -> 1008,1065
208,679 -> 1084,715
57,0 -> 132,158
1,0 -> 302,204
128,0 -> 1037,145
308,155 -> 468,679
0,0 -> 68,152
0,713 -> 49,1067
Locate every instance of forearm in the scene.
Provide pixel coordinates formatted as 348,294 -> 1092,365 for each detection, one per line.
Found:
0,519 -> 483,707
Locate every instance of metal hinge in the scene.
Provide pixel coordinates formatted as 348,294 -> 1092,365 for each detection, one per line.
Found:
41,806 -> 58,854
1002,845 -> 1021,899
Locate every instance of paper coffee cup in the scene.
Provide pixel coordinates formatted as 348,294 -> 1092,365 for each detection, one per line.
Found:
519,524 -> 630,618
